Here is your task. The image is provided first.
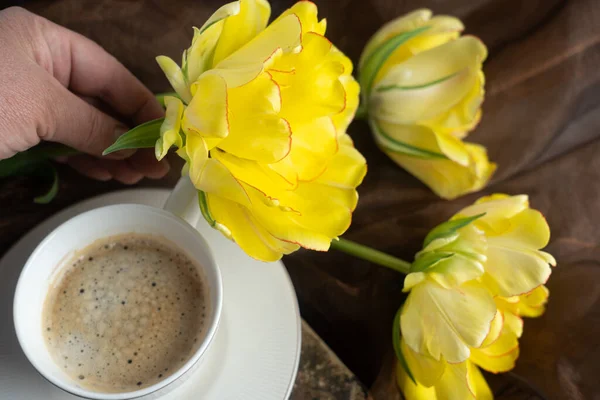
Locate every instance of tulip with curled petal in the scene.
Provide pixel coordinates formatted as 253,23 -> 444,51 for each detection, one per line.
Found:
155,0 -> 366,261
359,9 -> 495,199
395,194 -> 555,399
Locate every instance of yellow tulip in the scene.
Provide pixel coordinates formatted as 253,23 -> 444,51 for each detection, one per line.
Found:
155,0 -> 366,261
454,194 -> 556,297
359,9 -> 495,199
397,338 -> 493,400
395,194 -> 555,399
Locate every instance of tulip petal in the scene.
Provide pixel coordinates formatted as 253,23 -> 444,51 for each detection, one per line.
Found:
243,188 -> 332,251
214,13 -> 302,88
360,9 -> 433,69
467,362 -> 494,400
480,310 -> 503,348
275,0 -> 326,36
371,67 -> 478,125
375,36 -> 486,89
207,194 -> 299,261
183,73 -> 229,139
425,70 -> 484,136
435,362 -> 477,399
185,25 -> 224,83
397,359 -> 490,400
401,339 -> 445,387
360,26 -> 430,96
456,194 -> 529,231
482,244 -> 552,297
278,33 -> 347,122
212,0 -> 271,66
156,56 -> 192,103
422,215 -> 486,252
401,280 -> 497,363
245,183 -> 352,250
212,149 -> 296,195
397,361 -> 439,400
371,121 -> 447,159
197,1 -> 241,34
517,285 -> 549,317
218,73 -> 292,163
372,16 -> 465,86
266,155 -> 299,187
470,328 -> 519,374
156,96 -> 184,160
428,254 -> 485,289
287,117 -> 338,181
485,208 -> 551,251
315,134 -> 367,190
332,75 -> 360,134
183,135 -> 250,208
184,2 -> 244,82
502,309 -> 523,338
385,137 -> 495,200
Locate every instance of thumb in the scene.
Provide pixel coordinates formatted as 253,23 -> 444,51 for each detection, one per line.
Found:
44,82 -> 134,159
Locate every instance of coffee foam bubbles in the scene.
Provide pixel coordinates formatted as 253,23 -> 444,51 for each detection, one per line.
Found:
43,234 -> 208,393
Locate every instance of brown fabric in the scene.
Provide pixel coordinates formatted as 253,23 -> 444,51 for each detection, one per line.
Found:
0,0 -> 598,398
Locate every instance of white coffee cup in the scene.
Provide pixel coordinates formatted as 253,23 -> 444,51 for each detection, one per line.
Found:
13,177 -> 223,400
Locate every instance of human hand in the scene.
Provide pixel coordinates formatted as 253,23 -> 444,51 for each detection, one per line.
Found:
0,7 -> 169,184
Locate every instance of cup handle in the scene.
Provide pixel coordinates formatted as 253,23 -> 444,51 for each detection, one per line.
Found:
163,176 -> 201,227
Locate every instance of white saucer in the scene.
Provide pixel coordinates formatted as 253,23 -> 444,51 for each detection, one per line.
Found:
0,189 -> 301,400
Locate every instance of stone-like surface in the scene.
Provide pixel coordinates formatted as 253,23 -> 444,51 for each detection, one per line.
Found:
293,321 -> 369,400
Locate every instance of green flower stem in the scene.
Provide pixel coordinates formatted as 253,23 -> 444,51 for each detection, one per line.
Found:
330,237 -> 411,274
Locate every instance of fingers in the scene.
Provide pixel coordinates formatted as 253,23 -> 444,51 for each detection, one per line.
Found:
66,155 -> 112,181
127,149 -> 171,179
42,78 -> 134,158
66,154 -> 170,184
39,17 -> 164,124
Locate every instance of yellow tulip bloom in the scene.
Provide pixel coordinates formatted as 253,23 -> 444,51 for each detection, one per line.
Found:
359,9 -> 495,199
401,194 -> 555,363
155,0 -> 366,261
396,194 -> 555,399
454,194 -> 556,297
397,339 -> 493,400
400,218 -> 497,363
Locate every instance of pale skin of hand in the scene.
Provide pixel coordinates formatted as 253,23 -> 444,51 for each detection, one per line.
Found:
0,7 -> 169,184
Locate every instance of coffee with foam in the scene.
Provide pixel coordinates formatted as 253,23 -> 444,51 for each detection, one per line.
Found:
42,233 -> 208,393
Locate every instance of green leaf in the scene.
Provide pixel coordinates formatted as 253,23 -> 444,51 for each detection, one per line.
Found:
372,121 -> 447,159
0,144 -> 77,178
103,118 -> 164,155
198,190 -> 216,227
392,307 -> 416,384
423,213 -> 486,248
359,26 -> 430,98
34,164 -> 59,204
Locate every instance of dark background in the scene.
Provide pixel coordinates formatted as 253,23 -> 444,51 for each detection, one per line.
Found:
1,1 -> 598,398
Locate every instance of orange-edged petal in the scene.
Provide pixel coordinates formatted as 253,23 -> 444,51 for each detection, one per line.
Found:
217,73 -> 291,163
401,280 -> 496,363
183,73 -> 229,139
207,194 -> 299,261
212,0 -> 271,66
